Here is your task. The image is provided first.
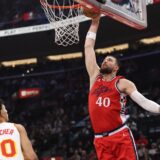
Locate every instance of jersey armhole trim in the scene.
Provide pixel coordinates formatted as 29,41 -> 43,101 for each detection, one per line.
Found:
115,78 -> 126,96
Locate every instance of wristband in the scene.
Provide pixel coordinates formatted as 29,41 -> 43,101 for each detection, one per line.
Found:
86,31 -> 96,40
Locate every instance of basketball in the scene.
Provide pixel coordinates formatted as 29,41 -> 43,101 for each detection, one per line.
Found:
82,6 -> 100,19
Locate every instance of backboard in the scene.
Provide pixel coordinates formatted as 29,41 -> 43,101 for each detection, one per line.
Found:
76,0 -> 147,29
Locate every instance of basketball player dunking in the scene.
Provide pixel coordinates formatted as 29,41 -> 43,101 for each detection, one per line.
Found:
0,99 -> 38,160
84,15 -> 160,160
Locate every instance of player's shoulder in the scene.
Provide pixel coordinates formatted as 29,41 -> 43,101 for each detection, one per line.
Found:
117,77 -> 136,92
118,78 -> 134,84
14,123 -> 26,132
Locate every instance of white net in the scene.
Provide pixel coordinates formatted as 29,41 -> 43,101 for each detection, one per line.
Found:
40,0 -> 83,46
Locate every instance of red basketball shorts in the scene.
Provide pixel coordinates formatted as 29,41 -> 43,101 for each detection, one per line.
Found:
94,126 -> 138,160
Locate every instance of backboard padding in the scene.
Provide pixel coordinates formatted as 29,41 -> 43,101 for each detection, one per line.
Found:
77,0 -> 147,29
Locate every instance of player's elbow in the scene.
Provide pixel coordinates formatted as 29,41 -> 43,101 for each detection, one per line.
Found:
30,153 -> 38,160
24,153 -> 38,160
33,156 -> 38,160
29,155 -> 38,160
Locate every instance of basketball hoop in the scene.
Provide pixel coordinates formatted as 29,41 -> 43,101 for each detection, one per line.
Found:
40,0 -> 83,46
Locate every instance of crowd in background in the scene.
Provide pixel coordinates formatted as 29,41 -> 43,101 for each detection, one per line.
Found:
0,43 -> 160,160
0,0 -> 46,29
0,0 -> 160,159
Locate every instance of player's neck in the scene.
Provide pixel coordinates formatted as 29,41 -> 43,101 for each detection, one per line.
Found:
102,73 -> 116,81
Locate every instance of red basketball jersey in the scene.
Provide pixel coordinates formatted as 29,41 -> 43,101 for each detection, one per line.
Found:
89,75 -> 127,133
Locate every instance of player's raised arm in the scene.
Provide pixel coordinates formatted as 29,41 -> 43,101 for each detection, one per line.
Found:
84,15 -> 101,86
118,78 -> 160,113
15,124 -> 38,160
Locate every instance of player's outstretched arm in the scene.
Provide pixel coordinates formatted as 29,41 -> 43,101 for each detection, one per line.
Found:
15,124 -> 38,160
118,79 -> 160,113
84,15 -> 101,87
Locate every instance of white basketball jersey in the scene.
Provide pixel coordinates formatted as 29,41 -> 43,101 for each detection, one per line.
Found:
0,122 -> 24,160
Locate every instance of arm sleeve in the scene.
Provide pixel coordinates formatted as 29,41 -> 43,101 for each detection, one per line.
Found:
130,90 -> 160,113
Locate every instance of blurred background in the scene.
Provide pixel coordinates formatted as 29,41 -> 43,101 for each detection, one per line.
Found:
0,0 -> 160,160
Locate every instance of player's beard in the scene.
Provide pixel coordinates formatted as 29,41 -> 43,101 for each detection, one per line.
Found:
100,67 -> 113,74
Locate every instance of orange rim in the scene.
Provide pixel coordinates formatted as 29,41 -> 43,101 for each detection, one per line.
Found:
41,0 -> 82,9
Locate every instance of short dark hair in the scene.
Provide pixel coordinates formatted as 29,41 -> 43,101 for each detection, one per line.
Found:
106,55 -> 121,68
0,99 -> 4,111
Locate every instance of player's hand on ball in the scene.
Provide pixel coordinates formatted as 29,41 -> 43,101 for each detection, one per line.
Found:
82,6 -> 101,19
